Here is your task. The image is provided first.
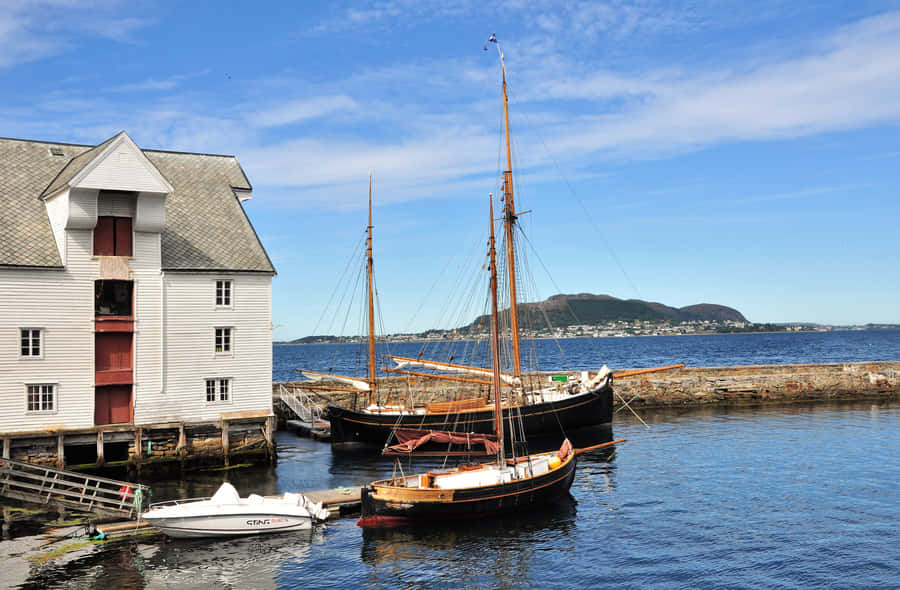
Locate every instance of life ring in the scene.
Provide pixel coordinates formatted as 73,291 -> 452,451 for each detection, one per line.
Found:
118,485 -> 132,500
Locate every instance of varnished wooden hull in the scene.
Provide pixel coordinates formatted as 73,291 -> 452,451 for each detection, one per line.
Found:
328,382 -> 613,450
357,453 -> 577,527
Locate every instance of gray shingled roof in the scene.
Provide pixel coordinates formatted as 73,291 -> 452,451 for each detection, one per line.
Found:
0,134 -> 275,273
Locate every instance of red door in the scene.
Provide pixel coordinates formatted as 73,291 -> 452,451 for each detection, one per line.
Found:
94,332 -> 133,425
95,385 -> 132,425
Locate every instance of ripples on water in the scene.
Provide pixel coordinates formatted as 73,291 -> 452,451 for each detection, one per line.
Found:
7,401 -> 897,589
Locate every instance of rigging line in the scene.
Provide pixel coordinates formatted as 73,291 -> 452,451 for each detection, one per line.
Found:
505,78 -> 641,300
515,226 -> 574,371
402,209 -> 485,336
415,227 -> 484,361
516,223 -> 579,326
322,235 -> 368,351
512,226 -> 544,373
313,232 -> 367,338
373,275 -> 393,397
333,252 -> 368,372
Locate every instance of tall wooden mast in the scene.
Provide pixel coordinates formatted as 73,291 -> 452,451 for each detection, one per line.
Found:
366,172 -> 377,404
488,193 -> 505,464
497,41 -> 522,379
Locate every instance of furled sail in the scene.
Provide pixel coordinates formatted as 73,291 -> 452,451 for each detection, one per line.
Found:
388,355 -> 521,386
299,370 -> 370,392
383,428 -> 500,456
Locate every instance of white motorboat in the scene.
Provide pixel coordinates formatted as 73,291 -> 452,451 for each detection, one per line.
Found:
142,482 -> 329,538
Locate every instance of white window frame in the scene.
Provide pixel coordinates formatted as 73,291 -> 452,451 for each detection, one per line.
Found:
25,383 -> 57,414
19,328 -> 43,359
214,327 -> 233,356
205,377 -> 232,404
215,279 -> 233,309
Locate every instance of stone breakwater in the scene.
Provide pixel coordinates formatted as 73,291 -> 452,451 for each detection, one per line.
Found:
273,361 -> 900,420
610,361 -> 899,408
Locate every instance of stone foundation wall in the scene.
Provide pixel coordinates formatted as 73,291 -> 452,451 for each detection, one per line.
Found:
1,417 -> 276,476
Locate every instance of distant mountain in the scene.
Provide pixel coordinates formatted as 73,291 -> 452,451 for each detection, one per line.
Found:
278,294 -> 750,343
462,293 -> 747,332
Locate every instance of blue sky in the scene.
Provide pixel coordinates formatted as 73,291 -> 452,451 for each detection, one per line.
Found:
2,1 -> 899,338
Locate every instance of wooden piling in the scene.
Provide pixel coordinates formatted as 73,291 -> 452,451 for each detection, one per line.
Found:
221,420 -> 230,467
96,430 -> 104,467
56,433 -> 64,469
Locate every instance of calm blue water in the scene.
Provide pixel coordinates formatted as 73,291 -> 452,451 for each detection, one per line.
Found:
13,402 -> 899,589
274,329 -> 900,381
5,330 -> 900,589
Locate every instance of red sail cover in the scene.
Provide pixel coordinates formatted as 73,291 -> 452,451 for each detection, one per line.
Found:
386,428 -> 500,455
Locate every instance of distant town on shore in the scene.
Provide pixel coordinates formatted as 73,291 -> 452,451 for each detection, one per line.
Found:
279,293 -> 899,344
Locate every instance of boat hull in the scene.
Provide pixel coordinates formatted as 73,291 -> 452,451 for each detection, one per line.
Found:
328,382 -> 613,450
357,453 -> 577,527
143,512 -> 313,538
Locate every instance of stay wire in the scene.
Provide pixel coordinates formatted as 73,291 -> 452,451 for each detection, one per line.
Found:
505,75 -> 641,300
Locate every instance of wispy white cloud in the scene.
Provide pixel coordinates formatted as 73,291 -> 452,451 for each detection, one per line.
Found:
0,0 -> 153,68
726,184 -> 869,206
111,70 -> 211,93
253,95 -> 360,128
531,11 -> 900,160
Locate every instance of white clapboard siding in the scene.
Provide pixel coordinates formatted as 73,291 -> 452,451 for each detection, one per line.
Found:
131,231 -> 163,421
134,192 -> 166,232
97,191 -> 136,218
76,140 -> 170,194
44,190 -> 69,264
0,230 -> 98,432
66,188 -> 98,230
149,273 -> 273,423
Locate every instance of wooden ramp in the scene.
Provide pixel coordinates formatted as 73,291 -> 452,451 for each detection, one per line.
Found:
285,419 -> 331,441
0,457 -> 148,519
304,486 -> 361,517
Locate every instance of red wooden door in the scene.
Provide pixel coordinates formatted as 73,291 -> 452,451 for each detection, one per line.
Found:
95,385 -> 132,425
93,216 -> 133,256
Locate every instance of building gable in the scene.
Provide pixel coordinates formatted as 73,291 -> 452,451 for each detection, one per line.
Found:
67,132 -> 173,195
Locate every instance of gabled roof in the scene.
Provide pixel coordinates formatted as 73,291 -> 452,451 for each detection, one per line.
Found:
0,133 -> 275,273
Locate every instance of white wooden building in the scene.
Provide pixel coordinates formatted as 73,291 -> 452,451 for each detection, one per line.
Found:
0,131 -> 276,462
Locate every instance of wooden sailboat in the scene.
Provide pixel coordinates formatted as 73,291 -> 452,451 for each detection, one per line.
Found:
325,38 -> 614,450
357,194 -> 580,527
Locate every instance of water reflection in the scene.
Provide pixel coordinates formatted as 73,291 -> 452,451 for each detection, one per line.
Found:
142,530 -> 322,589
360,497 -> 578,588
21,528 -> 324,590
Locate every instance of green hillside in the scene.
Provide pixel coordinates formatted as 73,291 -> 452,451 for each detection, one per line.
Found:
463,293 -> 747,332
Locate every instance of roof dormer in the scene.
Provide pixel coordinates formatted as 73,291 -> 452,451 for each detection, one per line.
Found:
42,132 -> 173,259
